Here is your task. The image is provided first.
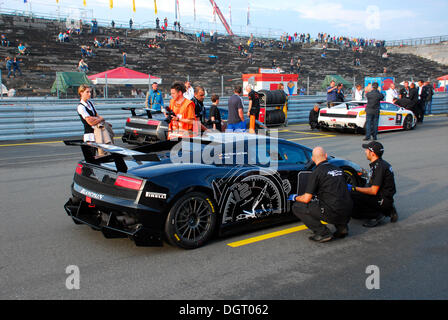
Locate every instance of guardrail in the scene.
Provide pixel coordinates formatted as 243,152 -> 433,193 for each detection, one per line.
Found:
385,35 -> 448,47
0,94 -> 447,141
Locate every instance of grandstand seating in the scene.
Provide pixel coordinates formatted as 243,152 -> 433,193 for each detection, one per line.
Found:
1,14 -> 447,97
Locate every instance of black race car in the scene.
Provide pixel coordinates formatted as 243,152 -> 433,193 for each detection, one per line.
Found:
121,107 -> 268,145
64,134 -> 367,249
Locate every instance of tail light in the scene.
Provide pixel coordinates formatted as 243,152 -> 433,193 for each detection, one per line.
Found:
147,120 -> 159,126
126,118 -> 131,123
348,111 -> 358,116
75,163 -> 83,175
320,110 -> 327,114
114,175 -> 143,190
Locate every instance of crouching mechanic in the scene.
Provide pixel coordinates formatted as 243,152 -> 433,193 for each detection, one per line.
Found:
289,147 -> 353,242
349,141 -> 398,227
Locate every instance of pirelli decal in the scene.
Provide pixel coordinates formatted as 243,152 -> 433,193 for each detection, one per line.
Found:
145,192 -> 167,199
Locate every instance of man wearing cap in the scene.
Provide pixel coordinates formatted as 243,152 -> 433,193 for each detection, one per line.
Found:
349,141 -> 398,228
289,146 -> 353,242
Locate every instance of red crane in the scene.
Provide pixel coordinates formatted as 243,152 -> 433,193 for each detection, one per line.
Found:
209,0 -> 234,36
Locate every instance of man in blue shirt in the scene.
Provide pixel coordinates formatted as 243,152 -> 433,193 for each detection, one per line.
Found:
145,82 -> 165,113
326,80 -> 337,107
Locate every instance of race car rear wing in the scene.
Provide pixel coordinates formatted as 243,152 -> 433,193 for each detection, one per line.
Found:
121,107 -> 163,119
64,140 -> 160,173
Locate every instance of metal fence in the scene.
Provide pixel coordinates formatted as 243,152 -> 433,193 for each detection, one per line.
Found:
385,35 -> 448,47
0,94 -> 447,141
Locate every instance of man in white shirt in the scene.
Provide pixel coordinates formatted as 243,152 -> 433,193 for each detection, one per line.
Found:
352,84 -> 364,101
385,83 -> 398,103
183,81 -> 194,100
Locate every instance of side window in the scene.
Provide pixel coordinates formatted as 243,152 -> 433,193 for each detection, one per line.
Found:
381,103 -> 399,112
277,143 -> 309,164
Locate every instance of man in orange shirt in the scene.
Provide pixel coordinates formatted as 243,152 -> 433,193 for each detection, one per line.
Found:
168,82 -> 196,136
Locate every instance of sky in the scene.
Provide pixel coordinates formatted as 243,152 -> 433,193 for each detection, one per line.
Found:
3,0 -> 448,40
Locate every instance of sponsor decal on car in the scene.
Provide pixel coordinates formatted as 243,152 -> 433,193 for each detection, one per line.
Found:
145,192 -> 167,199
79,188 -> 104,200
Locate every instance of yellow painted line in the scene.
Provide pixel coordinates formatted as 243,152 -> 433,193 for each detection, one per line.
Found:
227,221 -> 328,248
227,224 -> 309,247
287,130 -> 332,136
288,134 -> 335,141
0,136 -> 122,147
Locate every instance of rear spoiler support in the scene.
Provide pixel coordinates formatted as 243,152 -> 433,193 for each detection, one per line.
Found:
64,140 -> 160,173
121,107 -> 155,119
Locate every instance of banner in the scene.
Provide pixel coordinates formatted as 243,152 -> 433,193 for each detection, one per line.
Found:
154,0 -> 157,15
109,0 -> 113,9
83,0 -> 86,7
132,0 -> 136,12
247,4 -> 250,26
175,0 -> 177,20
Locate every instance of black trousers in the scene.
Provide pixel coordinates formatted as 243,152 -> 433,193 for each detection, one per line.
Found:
351,192 -> 393,219
292,201 -> 349,236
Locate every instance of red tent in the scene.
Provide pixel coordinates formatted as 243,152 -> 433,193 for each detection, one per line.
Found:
88,67 -> 162,85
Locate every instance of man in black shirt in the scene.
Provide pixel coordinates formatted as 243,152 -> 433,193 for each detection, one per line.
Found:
309,104 -> 320,130
399,81 -> 410,99
246,85 -> 260,133
191,86 -> 206,123
350,141 -> 398,227
289,147 -> 353,242
392,97 -> 417,114
364,82 -> 384,141
208,94 -> 222,131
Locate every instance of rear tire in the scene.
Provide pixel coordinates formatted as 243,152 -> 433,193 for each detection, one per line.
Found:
165,192 -> 217,249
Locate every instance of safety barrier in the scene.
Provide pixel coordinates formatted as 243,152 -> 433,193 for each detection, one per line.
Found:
0,94 -> 447,141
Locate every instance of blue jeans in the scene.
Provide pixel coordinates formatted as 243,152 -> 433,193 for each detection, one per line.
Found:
424,100 -> 432,115
365,113 -> 379,139
226,121 -> 246,132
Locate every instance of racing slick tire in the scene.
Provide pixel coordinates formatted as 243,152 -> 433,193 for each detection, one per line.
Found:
342,168 -> 360,187
164,192 -> 217,249
403,115 -> 414,131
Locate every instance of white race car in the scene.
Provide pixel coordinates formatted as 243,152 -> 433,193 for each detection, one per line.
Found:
318,101 -> 417,133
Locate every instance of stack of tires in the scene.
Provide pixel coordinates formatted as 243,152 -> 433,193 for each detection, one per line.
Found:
259,90 -> 287,126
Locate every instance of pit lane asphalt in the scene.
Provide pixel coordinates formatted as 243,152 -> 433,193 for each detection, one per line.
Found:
0,116 -> 447,300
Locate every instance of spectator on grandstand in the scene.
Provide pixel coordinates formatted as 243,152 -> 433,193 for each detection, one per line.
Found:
111,20 -> 115,28
94,38 -> 102,48
81,45 -> 88,57
91,19 -> 98,34
129,19 -> 133,30
5,57 -> 13,78
58,32 -> 64,43
1,34 -> 10,47
164,17 -> 168,30
13,57 -> 23,77
296,58 -> 301,74
17,43 -> 29,56
156,17 -> 160,29
122,52 -> 127,66
272,59 -> 277,68
247,52 -> 253,65
78,59 -> 89,73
